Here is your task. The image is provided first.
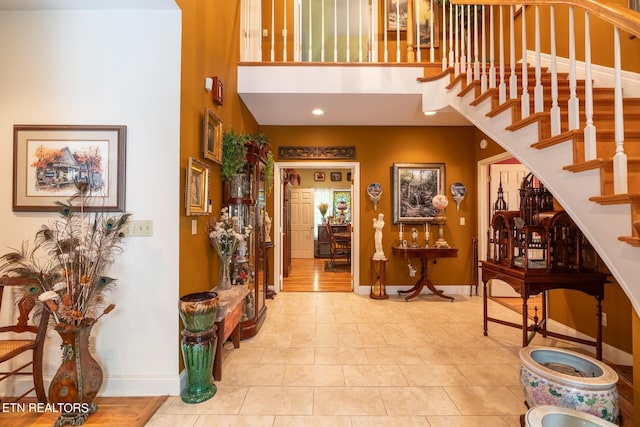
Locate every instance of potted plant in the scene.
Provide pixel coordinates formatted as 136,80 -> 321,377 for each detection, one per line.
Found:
221,129 -> 250,181
0,182 -> 130,425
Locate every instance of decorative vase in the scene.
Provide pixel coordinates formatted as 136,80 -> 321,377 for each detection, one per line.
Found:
49,323 -> 102,426
180,327 -> 217,403
178,292 -> 219,404
179,292 -> 219,332
218,255 -> 232,290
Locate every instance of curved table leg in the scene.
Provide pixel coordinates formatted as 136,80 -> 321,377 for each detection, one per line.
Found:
424,278 -> 455,302
398,279 -> 423,301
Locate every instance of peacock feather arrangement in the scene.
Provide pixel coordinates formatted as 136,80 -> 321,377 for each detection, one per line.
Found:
0,182 -> 131,328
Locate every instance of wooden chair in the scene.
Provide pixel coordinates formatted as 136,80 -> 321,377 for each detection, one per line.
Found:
325,224 -> 351,266
0,276 -> 50,403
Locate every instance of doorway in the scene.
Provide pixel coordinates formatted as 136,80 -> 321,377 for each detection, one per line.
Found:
273,161 -> 361,294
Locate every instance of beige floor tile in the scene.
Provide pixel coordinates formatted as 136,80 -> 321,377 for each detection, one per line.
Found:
456,364 -> 521,386
365,347 -> 424,365
273,415 -> 352,426
260,347 -> 316,364
153,294 -> 553,424
145,413 -> 199,427
444,385 -> 528,415
153,388 -> 248,415
343,364 -> 408,386
313,386 -> 387,415
378,386 -> 461,416
240,386 -> 314,415
350,415 -> 430,426
399,364 -> 470,386
193,414 -> 275,427
283,364 -> 345,386
426,415 -> 511,426
314,347 -> 369,364
219,363 -> 285,386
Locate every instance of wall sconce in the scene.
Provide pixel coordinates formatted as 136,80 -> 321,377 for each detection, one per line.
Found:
212,77 -> 223,105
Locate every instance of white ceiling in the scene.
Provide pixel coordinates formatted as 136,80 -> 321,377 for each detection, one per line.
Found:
237,65 -> 472,127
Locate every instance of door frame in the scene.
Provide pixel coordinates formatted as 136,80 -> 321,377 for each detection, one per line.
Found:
476,151 -> 512,296
273,161 -> 360,293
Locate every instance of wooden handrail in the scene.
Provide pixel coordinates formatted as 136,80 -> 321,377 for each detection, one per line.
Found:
450,0 -> 640,39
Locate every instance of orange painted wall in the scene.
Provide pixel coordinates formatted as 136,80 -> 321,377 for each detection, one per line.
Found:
262,125 -> 478,288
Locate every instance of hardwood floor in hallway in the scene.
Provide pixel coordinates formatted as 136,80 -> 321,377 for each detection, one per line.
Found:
282,258 -> 351,292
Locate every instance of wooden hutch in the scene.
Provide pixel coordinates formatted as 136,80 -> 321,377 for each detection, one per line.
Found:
224,142 -> 268,339
481,173 -> 608,359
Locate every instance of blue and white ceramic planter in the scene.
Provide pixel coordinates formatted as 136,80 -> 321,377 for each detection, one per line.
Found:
519,347 -> 619,423
525,405 -> 619,427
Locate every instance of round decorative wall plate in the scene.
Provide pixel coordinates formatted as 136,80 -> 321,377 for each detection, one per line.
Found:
367,183 -> 382,198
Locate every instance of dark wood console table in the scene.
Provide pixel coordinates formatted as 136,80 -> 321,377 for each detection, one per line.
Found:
480,260 -> 608,360
391,246 -> 458,301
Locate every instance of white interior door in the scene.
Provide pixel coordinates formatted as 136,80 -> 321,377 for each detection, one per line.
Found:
290,188 -> 315,258
489,162 -> 529,297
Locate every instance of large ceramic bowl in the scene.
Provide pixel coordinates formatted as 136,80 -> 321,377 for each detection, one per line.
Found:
519,347 -> 619,423
179,291 -> 219,332
524,405 -> 618,427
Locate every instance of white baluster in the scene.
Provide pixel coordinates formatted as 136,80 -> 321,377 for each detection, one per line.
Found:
521,5 -> 530,118
455,5 -> 460,75
481,5 -> 487,92
568,6 -> 579,130
416,0 -> 421,62
442,0 -> 447,70
534,6 -> 544,113
466,5 -> 472,85
271,0 -> 275,61
448,4 -> 454,70
347,0 -> 351,62
499,5 -> 506,103
358,0 -> 363,62
333,0 -> 338,62
321,0 -> 325,62
489,5 -> 496,89
474,5 -> 480,81
550,6 -> 561,136
396,0 -> 400,62
613,26 -> 628,194
283,0 -> 288,62
308,0 -> 312,61
430,0 -> 435,63
384,0 -> 388,62
584,12 -> 597,160
509,5 -> 517,100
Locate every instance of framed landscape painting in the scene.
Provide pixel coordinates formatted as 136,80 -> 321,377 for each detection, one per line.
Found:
13,125 -> 126,212
392,162 -> 445,223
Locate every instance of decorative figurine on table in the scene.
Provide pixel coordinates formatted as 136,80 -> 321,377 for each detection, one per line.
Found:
432,194 -> 450,248
410,227 -> 420,248
372,213 -> 387,260
264,211 -> 272,243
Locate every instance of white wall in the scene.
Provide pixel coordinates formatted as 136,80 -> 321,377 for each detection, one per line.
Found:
0,3 -> 182,396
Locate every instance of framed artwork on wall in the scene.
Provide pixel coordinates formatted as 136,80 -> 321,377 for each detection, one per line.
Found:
12,124 -> 127,212
203,108 -> 223,164
330,172 -> 342,181
186,157 -> 210,216
385,0 -> 440,47
392,162 -> 445,223
314,172 -> 325,181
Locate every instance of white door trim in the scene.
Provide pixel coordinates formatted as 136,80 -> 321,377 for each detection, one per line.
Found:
274,161 -> 360,293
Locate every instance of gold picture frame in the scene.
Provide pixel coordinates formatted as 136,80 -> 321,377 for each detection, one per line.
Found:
386,0 -> 440,47
203,108 -> 223,164
186,157 -> 210,216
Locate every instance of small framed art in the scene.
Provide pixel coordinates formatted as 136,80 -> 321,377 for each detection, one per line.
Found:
314,172 -> 325,182
330,172 -> 342,181
203,108 -> 223,164
186,157 -> 210,216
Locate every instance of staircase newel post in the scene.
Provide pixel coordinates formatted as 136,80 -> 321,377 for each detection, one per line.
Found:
613,26 -> 628,194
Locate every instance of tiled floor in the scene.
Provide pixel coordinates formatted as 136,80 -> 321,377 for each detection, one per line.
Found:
147,292 -> 586,427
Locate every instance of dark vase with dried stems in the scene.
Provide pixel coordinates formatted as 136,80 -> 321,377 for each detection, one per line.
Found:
48,323 -> 102,427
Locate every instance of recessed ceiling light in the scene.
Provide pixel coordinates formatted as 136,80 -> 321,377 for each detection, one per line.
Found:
423,111 -> 437,116
312,108 -> 324,116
